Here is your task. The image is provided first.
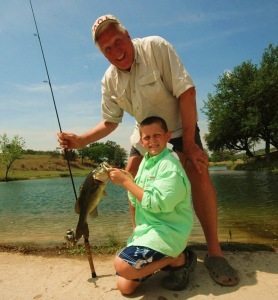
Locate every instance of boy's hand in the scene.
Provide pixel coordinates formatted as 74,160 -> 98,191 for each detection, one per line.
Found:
109,168 -> 133,186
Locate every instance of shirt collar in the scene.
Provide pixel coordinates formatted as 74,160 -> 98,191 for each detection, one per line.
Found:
133,40 -> 142,64
144,148 -> 170,165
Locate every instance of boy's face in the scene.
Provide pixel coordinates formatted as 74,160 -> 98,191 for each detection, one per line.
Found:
140,123 -> 171,156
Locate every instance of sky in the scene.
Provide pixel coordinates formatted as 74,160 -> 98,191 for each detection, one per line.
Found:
1,0 -> 277,152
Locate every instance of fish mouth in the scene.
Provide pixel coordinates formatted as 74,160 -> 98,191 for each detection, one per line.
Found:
93,162 -> 112,182
101,162 -> 112,172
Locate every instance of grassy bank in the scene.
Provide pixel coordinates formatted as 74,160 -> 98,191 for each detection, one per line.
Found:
1,152 -> 278,182
233,156 -> 278,172
210,152 -> 278,172
0,154 -> 94,181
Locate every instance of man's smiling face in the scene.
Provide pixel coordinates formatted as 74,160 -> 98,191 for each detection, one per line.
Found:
97,25 -> 134,71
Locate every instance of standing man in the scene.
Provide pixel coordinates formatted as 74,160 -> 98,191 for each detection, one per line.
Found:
58,14 -> 239,286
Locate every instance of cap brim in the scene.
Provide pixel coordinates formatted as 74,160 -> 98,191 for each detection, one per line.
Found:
93,19 -> 119,41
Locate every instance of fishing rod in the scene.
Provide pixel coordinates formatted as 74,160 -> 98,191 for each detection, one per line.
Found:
29,0 -> 77,201
29,0 -> 97,279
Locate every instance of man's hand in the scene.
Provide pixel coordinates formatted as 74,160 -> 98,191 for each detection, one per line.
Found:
57,132 -> 84,150
183,144 -> 209,174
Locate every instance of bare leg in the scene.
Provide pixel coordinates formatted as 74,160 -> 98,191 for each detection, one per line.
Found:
182,158 -> 239,286
114,253 -> 185,295
185,160 -> 222,256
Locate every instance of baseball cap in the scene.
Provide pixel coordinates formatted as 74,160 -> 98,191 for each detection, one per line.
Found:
92,14 -> 121,42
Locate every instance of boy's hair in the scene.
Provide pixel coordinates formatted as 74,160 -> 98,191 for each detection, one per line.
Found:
140,116 -> 168,132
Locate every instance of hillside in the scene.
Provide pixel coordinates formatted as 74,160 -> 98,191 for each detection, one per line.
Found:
1,150 -> 277,182
0,154 -> 94,181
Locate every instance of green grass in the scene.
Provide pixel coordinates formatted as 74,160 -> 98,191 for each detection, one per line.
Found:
0,232 -> 126,257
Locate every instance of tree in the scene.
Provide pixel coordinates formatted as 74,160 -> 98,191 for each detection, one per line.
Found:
112,143 -> 128,168
0,134 -> 25,181
209,149 -> 237,163
63,149 -> 77,161
254,44 -> 278,157
203,44 -> 278,158
203,61 -> 259,157
78,147 -> 91,165
104,140 -> 128,167
79,140 -> 127,167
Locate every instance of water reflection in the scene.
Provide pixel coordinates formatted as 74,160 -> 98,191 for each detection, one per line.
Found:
210,170 -> 278,246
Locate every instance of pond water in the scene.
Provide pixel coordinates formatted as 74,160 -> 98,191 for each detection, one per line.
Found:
0,170 -> 277,248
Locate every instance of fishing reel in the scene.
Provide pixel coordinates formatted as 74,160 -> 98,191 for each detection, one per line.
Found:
64,228 -> 76,246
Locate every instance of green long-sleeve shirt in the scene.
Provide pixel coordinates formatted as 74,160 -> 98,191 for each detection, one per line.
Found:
127,148 -> 193,257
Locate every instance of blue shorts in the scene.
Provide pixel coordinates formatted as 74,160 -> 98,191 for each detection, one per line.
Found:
117,246 -> 166,281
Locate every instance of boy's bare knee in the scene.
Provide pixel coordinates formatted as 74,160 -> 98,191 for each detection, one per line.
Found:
117,277 -> 140,295
117,283 -> 137,295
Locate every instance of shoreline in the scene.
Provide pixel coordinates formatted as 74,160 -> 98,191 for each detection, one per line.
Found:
1,166 -> 277,182
0,241 -> 276,259
1,248 -> 277,300
1,157 -> 277,183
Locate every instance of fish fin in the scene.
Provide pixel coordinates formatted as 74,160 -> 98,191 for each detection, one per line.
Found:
75,184 -> 84,214
89,207 -> 98,218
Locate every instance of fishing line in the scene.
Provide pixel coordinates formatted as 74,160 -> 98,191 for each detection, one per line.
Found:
29,0 -> 78,201
29,1 -> 97,279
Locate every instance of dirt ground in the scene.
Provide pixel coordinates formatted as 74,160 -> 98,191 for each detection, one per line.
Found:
0,250 -> 277,300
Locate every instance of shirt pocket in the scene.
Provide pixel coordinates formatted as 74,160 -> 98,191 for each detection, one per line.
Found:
113,90 -> 133,115
144,175 -> 156,189
138,70 -> 169,101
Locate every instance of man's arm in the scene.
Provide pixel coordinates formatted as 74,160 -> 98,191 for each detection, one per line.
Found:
58,121 -> 118,149
179,87 -> 208,173
179,87 -> 197,149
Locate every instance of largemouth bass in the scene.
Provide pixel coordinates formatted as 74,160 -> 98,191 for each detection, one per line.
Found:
74,162 -> 111,242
